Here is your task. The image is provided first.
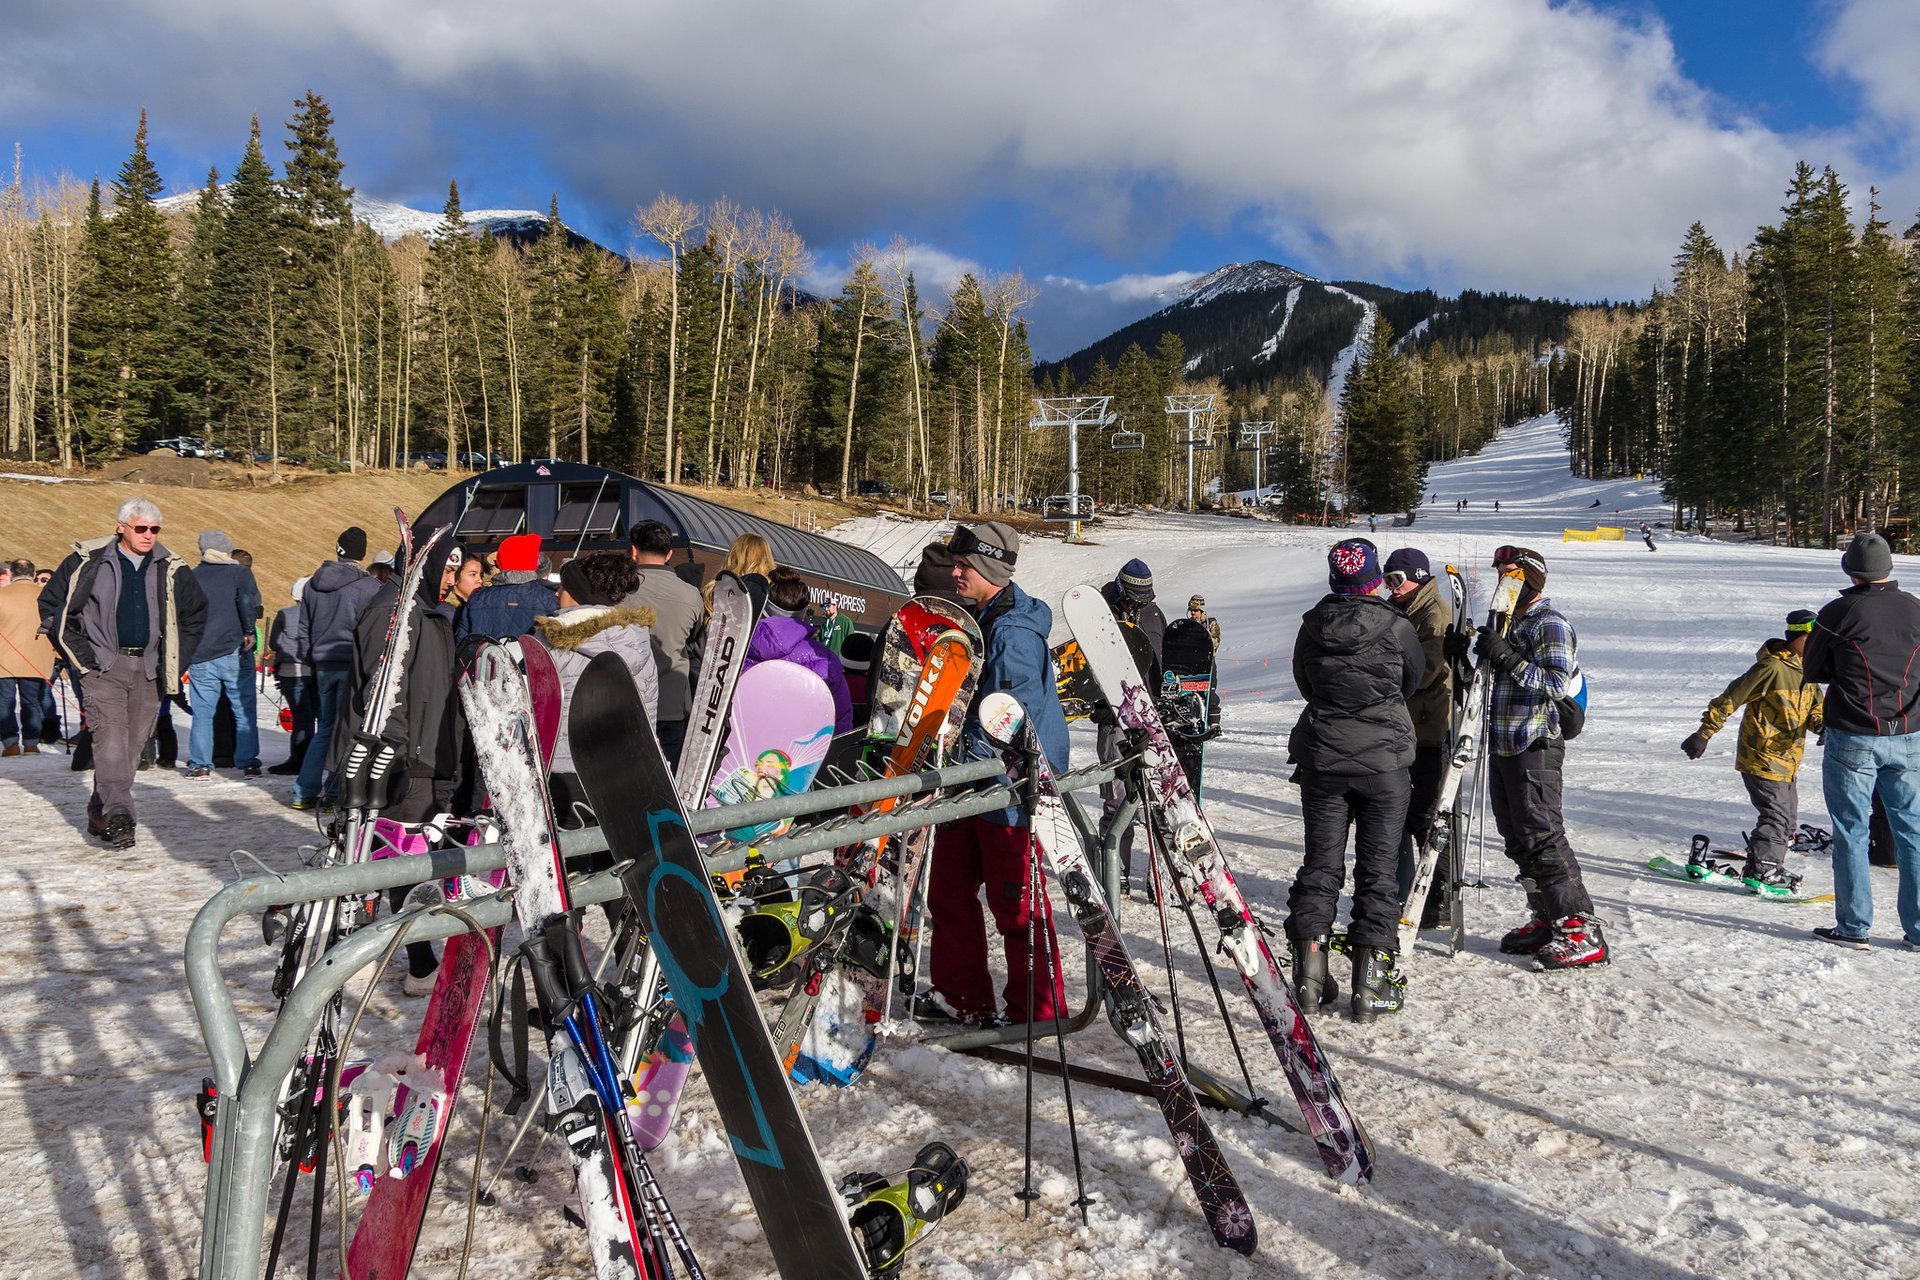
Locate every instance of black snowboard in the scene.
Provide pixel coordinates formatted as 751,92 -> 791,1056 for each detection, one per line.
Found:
569,651 -> 868,1280
1158,618 -> 1217,741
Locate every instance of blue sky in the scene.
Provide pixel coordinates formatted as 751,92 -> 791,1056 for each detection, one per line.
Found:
4,0 -> 1916,357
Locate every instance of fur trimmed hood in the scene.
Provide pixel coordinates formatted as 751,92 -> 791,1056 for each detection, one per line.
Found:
534,603 -> 658,650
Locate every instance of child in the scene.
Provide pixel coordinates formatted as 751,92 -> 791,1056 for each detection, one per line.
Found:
1681,610 -> 1823,890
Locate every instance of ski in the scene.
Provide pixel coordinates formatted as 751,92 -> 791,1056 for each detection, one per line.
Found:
458,641 -> 668,1280
1062,584 -> 1374,1186
979,691 -> 1256,1255
570,650 -> 871,1280
1398,565 -> 1525,956
674,570 -> 770,807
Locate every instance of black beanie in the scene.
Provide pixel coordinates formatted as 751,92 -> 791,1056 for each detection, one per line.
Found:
336,526 -> 368,561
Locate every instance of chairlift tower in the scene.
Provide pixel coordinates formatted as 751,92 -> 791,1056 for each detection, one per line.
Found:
1030,396 -> 1116,542
1238,420 -> 1275,506
1166,393 -> 1217,513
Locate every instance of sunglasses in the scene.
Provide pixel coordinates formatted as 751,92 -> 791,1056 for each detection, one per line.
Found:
124,524 -> 161,534
949,525 -> 1012,565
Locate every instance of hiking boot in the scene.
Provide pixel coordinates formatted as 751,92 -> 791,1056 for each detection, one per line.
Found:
1288,935 -> 1340,1010
1500,916 -> 1554,955
3,741 -> 21,758
1349,946 -> 1405,1022
21,745 -> 38,755
103,811 -> 136,850
1534,916 -> 1609,970
1812,926 -> 1870,951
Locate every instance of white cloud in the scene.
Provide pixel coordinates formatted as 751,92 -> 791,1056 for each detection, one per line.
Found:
1042,271 -> 1204,305
5,0 -> 1913,318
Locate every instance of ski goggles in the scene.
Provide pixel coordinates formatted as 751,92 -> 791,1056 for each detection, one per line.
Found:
948,524 -> 1014,566
1383,570 -> 1409,589
1492,545 -> 1546,576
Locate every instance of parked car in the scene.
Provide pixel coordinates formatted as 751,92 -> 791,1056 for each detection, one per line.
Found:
856,479 -> 896,498
405,450 -> 449,469
928,489 -> 951,505
458,450 -> 511,469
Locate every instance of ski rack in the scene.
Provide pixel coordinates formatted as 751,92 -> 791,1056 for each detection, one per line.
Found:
186,752 -> 1279,1278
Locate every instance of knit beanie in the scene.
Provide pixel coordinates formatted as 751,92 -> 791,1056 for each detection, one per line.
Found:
1188,594 -> 1205,611
1841,531 -> 1893,580
336,526 -> 368,561
1494,545 -> 1548,596
1786,609 -> 1817,634
1117,558 -> 1154,602
198,529 -> 234,555
1328,539 -> 1383,595
559,557 -> 617,608
496,532 -> 542,573
1383,547 -> 1432,585
949,522 -> 1018,588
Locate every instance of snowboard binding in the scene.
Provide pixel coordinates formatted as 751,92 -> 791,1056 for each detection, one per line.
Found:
738,865 -> 860,989
840,1141 -> 970,1277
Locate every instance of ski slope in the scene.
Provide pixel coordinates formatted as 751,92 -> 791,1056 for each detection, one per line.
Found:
1,414 -> 1917,1278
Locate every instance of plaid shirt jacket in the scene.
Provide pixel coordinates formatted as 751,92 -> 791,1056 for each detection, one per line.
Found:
1488,597 -> 1579,756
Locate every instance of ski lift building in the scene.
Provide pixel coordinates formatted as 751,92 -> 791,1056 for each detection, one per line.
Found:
416,460 -> 910,631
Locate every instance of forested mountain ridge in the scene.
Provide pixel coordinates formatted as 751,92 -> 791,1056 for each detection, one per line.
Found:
1039,261 -> 1582,393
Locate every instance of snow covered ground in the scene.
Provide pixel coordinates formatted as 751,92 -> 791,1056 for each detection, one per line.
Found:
4,413 -> 1919,1278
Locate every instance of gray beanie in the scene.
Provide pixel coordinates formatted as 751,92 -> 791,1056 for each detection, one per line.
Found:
199,529 -> 234,554
1841,531 -> 1893,581
949,522 -> 1018,588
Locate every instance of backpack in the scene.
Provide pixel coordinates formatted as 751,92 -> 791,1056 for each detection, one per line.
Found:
1556,668 -> 1588,740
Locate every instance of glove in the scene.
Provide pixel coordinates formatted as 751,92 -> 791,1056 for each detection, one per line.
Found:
1474,628 -> 1524,675
1090,703 -> 1118,728
1681,733 -> 1709,760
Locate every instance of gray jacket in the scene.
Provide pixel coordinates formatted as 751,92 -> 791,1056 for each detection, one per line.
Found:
40,534 -> 208,695
534,603 -> 660,776
620,566 -> 704,721
302,559 -> 384,666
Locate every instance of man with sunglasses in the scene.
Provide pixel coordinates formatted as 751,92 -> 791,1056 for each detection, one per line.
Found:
1473,545 -> 1606,969
919,521 -> 1071,1027
1383,549 -> 1454,921
40,497 -> 207,848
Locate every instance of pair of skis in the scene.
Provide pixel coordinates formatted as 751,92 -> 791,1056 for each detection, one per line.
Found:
1397,566 -> 1524,956
1061,585 -> 1376,1187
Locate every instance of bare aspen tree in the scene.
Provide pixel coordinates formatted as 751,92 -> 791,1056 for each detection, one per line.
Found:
493,239 -> 527,463
882,236 -> 931,502
702,197 -> 744,486
984,272 -> 1036,509
839,244 -> 880,498
638,194 -> 699,482
2,148 -> 33,456
740,213 -> 807,487
36,178 -> 85,467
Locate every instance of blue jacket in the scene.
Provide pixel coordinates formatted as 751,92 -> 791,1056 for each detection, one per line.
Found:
962,580 -> 1070,825
190,560 -> 262,664
457,572 -> 559,645
302,559 -> 384,667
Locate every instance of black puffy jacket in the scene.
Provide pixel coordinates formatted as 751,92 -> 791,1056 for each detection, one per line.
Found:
1288,592 -> 1424,776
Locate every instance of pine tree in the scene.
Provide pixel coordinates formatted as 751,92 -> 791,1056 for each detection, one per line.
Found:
1341,317 -> 1422,512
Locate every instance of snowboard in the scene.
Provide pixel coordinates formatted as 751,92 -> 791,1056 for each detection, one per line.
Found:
1062,584 -> 1375,1186
866,597 -> 980,748
1398,565 -> 1524,957
1647,854 -> 1833,903
704,659 -> 836,842
980,691 -> 1257,1255
459,642 -> 664,1280
570,650 -> 870,1280
1053,622 -> 1154,722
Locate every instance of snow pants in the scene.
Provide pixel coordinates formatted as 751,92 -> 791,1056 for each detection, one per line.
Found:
1397,741 -> 1446,900
1286,767 -> 1410,953
927,814 -> 1067,1024
1741,772 -> 1797,873
1488,739 -> 1594,920
80,660 -> 160,825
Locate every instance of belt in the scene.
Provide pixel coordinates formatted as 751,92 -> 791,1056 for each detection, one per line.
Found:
116,646 -> 146,656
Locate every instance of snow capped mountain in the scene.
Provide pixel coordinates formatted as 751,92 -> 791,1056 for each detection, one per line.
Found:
1173,260 -> 1319,308
154,187 -> 555,244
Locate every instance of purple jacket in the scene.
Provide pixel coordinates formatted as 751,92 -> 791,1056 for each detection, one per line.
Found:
745,614 -> 853,732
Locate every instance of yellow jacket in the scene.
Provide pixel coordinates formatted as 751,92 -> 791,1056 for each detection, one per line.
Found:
1698,640 -> 1822,782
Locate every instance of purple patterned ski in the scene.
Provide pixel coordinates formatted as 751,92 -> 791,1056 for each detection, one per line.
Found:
1062,585 -> 1375,1187
978,691 -> 1257,1255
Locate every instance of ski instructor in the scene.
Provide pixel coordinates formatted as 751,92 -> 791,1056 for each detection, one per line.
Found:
920,521 -> 1070,1028
1474,546 -> 1607,969
40,497 -> 208,848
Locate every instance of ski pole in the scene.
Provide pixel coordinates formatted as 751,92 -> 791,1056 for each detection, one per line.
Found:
1033,851 -> 1091,1225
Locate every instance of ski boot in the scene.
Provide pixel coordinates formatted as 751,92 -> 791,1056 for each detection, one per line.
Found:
842,1141 -> 970,1278
1742,862 -> 1803,899
1534,915 -> 1610,970
1288,934 -> 1340,1010
1499,891 -> 1554,955
1685,833 -> 1714,880
737,865 -> 859,990
1349,945 -> 1405,1022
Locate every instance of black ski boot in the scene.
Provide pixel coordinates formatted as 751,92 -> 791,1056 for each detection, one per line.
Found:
1500,889 -> 1553,954
1350,946 -> 1405,1022
1289,935 -> 1340,1009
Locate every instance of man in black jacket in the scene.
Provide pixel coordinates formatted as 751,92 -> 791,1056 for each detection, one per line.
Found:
295,526 -> 384,809
1801,531 -> 1920,949
40,497 -> 208,847
1285,539 -> 1424,1021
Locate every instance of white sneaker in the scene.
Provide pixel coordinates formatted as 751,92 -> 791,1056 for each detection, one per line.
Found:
402,968 -> 439,997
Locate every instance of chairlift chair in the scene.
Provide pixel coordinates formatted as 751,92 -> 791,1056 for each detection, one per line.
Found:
1110,431 -> 1145,452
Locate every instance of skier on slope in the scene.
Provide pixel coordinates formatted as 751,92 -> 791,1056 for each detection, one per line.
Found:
1285,539 -> 1425,1020
1680,610 -> 1822,892
1383,548 -> 1453,924
1474,546 -> 1609,969
1641,522 -> 1657,552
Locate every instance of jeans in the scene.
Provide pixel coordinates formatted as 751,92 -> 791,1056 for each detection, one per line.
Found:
1820,729 -> 1920,942
0,677 -> 46,745
187,650 -> 260,769
296,665 -> 352,803
275,673 -> 317,764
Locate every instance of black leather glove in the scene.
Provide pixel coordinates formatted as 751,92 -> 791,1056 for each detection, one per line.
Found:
1090,703 -> 1118,728
1474,628 -> 1524,675
1681,733 -> 1709,760
1443,627 -> 1475,666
